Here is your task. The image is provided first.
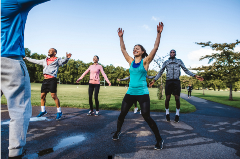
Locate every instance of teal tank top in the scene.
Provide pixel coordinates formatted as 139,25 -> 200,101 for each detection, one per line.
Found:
126,60 -> 149,95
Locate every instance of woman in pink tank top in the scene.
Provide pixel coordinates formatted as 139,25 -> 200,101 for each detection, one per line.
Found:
76,55 -> 111,116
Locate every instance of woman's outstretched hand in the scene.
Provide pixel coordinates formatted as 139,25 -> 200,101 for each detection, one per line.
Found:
66,52 -> 72,58
157,22 -> 164,33
109,83 -> 111,86
118,28 -> 124,37
76,79 -> 80,83
149,80 -> 155,87
117,79 -> 121,82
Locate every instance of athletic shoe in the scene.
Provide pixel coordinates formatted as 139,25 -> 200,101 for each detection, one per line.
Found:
166,114 -> 170,122
36,110 -> 47,117
140,110 -> 141,114
8,155 -> 22,159
134,107 -> 138,113
56,112 -> 62,120
112,131 -> 121,140
95,111 -> 99,116
154,140 -> 164,150
174,115 -> 179,123
87,110 -> 94,116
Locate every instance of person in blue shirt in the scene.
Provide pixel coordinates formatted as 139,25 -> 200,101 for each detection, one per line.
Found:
112,22 -> 165,150
1,0 -> 50,158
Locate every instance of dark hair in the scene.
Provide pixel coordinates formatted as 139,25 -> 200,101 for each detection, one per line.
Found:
170,49 -> 176,54
51,48 -> 57,54
94,55 -> 99,60
134,44 -> 148,59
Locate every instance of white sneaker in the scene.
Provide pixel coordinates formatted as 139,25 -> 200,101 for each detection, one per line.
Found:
95,111 -> 99,116
140,110 -> 141,114
134,107 -> 138,114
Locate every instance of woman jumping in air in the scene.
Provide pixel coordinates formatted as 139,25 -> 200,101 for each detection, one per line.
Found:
76,56 -> 111,116
112,22 -> 164,150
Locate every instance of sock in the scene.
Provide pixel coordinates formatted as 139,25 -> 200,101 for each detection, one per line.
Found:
165,108 -> 169,115
41,106 -> 45,112
57,107 -> 61,113
176,109 -> 180,116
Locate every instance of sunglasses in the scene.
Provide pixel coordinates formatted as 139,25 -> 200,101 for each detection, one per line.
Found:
170,52 -> 175,53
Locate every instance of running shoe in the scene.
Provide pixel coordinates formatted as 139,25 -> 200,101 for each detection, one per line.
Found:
166,114 -> 170,122
87,110 -> 94,116
174,115 -> 179,123
36,110 -> 47,117
112,131 -> 121,140
134,107 -> 138,114
154,140 -> 164,150
8,155 -> 22,159
95,111 -> 99,116
56,112 -> 62,120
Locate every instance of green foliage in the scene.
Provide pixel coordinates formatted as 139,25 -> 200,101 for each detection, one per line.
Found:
192,40 -> 240,100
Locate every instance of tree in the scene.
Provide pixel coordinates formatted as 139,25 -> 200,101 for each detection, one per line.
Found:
194,40 -> 240,100
153,54 -> 169,99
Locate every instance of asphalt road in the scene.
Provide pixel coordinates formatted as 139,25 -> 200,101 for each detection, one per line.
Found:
1,93 -> 240,159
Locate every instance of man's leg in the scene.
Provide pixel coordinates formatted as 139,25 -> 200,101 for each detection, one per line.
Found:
174,95 -> 180,122
1,57 -> 32,157
51,93 -> 60,108
40,92 -> 47,112
165,95 -> 171,121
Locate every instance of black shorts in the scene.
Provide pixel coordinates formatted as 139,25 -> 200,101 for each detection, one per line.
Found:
165,80 -> 181,96
123,94 -> 150,105
41,78 -> 57,93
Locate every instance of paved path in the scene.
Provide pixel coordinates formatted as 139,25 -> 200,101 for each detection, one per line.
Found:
1,93 -> 240,159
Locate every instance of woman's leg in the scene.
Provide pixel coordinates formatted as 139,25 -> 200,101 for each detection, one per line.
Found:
94,84 -> 100,111
88,84 -> 94,111
116,94 -> 134,132
139,95 -> 162,142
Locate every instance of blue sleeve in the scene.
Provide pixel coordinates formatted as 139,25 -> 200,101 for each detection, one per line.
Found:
17,0 -> 50,9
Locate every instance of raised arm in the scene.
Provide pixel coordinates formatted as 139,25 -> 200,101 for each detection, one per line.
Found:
180,60 -> 204,81
118,76 -> 130,81
118,28 -> 134,66
24,57 -> 44,65
146,75 -> 156,79
76,67 -> 90,83
144,22 -> 164,64
149,61 -> 167,87
58,52 -> 72,66
100,66 -> 111,86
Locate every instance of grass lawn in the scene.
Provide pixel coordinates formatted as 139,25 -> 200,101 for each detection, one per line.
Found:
181,89 -> 240,109
1,83 -> 196,113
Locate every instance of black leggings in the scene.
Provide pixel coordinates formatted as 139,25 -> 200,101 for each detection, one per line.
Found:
188,91 -> 191,97
117,94 -> 162,142
88,84 -> 100,111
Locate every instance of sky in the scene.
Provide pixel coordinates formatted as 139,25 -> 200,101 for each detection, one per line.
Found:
24,0 -> 240,75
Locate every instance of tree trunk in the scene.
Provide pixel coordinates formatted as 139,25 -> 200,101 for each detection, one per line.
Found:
229,84 -> 233,101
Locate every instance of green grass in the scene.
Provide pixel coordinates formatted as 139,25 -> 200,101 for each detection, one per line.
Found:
181,89 -> 240,108
1,83 -> 196,113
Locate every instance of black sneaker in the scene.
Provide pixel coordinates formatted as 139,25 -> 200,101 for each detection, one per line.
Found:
87,110 -> 94,116
174,115 -> 179,123
112,131 -> 121,140
166,114 -> 170,122
154,140 -> 164,150
8,155 -> 22,159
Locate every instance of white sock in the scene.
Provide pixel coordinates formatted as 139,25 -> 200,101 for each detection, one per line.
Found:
165,109 -> 169,115
41,106 -> 45,112
176,109 -> 180,116
57,107 -> 61,113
